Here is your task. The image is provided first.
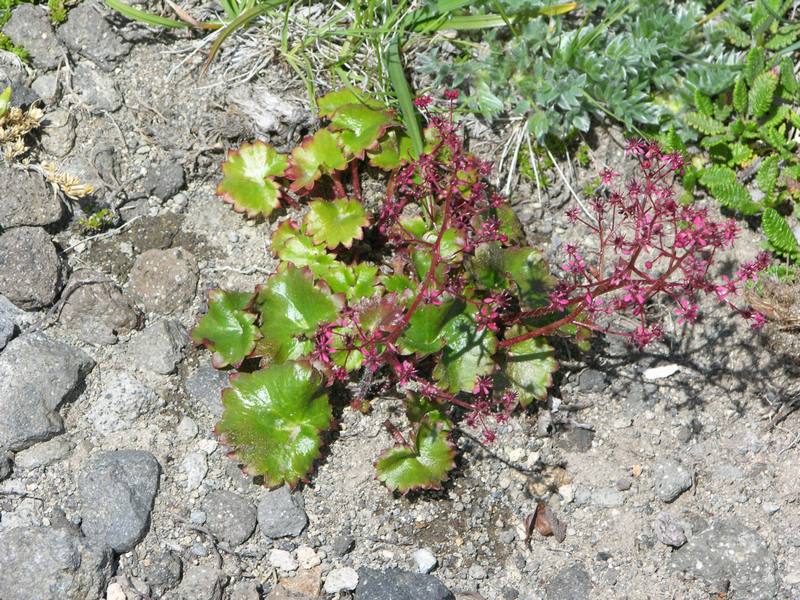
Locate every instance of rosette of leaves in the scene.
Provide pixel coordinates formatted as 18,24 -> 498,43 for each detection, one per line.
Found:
194,90 -> 561,492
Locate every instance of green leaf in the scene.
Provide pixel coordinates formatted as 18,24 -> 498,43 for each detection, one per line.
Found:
317,88 -> 384,118
762,207 -> 799,257
105,0 -> 189,28
398,299 -> 465,355
367,130 -> 415,170
468,242 -> 508,290
733,76 -> 748,114
500,330 -> 557,407
744,47 -> 765,86
699,166 -> 761,215
217,362 -> 332,487
375,417 -> 456,492
405,393 -> 445,424
216,142 -> 288,218
382,274 -> 416,294
756,155 -> 779,199
780,57 -> 798,95
693,90 -> 714,117
256,266 -> 341,362
192,290 -> 259,368
433,313 -> 497,393
271,220 -> 330,267
729,142 -> 753,166
749,71 -> 778,118
304,198 -> 369,249
285,129 -> 347,192
684,112 -> 726,136
504,247 -> 554,309
330,104 -> 397,157
0,87 -> 10,118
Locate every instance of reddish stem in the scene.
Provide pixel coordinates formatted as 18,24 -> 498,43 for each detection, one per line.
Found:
351,160 -> 361,201
331,172 -> 346,198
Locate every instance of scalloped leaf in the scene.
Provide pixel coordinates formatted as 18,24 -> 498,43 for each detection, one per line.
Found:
367,130 -> 415,170
699,166 -> 761,215
433,312 -> 498,394
684,112 -> 726,136
191,290 -> 259,368
216,142 -> 288,218
505,247 -> 554,310
500,331 -> 557,407
317,88 -> 385,118
762,207 -> 799,258
376,417 -> 456,493
285,129 -> 347,192
256,266 -> 341,362
330,104 -> 396,157
217,361 -> 332,487
398,299 -> 465,355
756,155 -> 779,200
304,198 -> 369,249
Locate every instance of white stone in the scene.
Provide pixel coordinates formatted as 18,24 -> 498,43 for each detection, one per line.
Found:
86,372 -> 162,435
176,416 -> 199,441
643,364 -> 680,380
323,567 -> 359,594
268,549 -> 298,572
296,545 -> 320,569
411,548 -> 437,574
182,452 -> 207,491
106,582 -> 127,600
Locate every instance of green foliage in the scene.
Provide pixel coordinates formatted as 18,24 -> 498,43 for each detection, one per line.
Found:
194,91 -> 565,491
419,0 -> 738,141
681,14 -> 800,267
78,208 -> 115,234
217,362 -> 332,487
762,207 -> 799,260
375,416 -> 456,493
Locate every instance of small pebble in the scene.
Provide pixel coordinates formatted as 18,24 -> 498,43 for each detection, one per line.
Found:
323,567 -> 359,594
190,510 -> 206,525
176,417 -> 199,441
411,548 -> 438,574
468,565 -> 487,580
269,549 -> 298,572
296,545 -> 320,569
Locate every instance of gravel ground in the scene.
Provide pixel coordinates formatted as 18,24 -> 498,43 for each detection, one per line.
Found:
1,3 -> 800,600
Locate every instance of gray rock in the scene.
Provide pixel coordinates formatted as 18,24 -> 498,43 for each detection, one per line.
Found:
355,568 -> 454,600
0,295 -> 21,350
578,368 -> 606,392
140,550 -> 182,595
134,159 -> 185,201
173,564 -> 227,600
653,512 -> 687,548
0,227 -> 62,309
126,319 -> 186,374
654,460 -> 693,502
86,372 -> 163,435
0,333 -> 93,451
557,427 -> 594,453
545,565 -> 592,600
57,3 -> 130,70
592,487 -> 624,508
230,581 -> 260,600
127,248 -> 198,314
0,526 -> 112,600
78,450 -> 161,553
0,166 -> 62,229
202,490 -> 257,546
31,73 -> 61,105
13,435 -> 72,469
3,5 -> 65,70
670,520 -> 777,598
0,56 -> 38,107
257,485 -> 307,539
59,273 -> 141,345
615,476 -> 633,491
0,450 -> 11,481
40,108 -> 77,157
332,533 -> 355,556
72,61 -> 122,113
186,362 -> 229,418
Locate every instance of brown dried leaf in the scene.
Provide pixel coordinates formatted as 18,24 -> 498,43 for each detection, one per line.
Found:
525,501 -> 567,545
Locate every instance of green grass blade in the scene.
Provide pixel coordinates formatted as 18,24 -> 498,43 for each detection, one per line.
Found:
205,2 -> 285,71
386,35 -> 423,157
104,0 -> 190,28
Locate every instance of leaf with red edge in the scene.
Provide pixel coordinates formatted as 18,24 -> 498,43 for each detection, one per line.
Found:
304,198 -> 369,249
285,129 -> 347,192
375,416 -> 456,493
368,130 -> 415,169
499,327 -> 557,406
330,103 -> 396,158
216,142 -> 288,217
191,289 -> 259,368
217,361 -> 332,487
